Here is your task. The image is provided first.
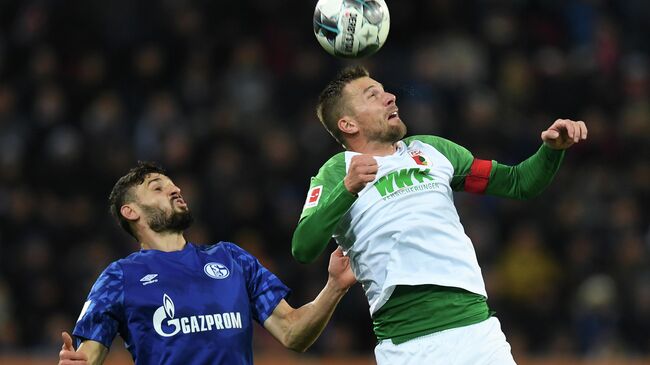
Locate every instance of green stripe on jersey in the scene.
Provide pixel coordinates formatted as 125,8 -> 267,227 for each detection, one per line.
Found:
372,285 -> 491,345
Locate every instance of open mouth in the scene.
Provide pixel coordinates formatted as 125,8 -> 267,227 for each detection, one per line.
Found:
387,111 -> 399,120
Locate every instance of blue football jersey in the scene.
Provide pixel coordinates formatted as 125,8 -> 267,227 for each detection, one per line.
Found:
73,242 -> 290,365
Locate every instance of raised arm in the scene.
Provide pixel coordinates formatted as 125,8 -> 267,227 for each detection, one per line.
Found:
407,119 -> 587,200
59,332 -> 108,365
263,248 -> 356,352
486,119 -> 587,199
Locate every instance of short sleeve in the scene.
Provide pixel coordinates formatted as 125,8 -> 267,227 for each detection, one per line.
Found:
72,261 -> 125,349
225,243 -> 291,324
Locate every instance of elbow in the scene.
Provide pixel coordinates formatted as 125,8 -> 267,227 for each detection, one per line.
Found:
506,184 -> 542,200
286,341 -> 309,353
291,233 -> 315,264
281,330 -> 311,353
285,334 -> 315,353
515,192 -> 533,200
522,193 -> 537,200
518,189 -> 543,200
291,245 -> 311,264
291,245 -> 313,264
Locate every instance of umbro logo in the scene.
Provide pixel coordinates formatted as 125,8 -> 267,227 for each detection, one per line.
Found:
140,274 -> 159,286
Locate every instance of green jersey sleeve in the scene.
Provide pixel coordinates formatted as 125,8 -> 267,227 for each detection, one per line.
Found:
292,153 -> 357,263
405,135 -> 565,199
484,144 -> 565,199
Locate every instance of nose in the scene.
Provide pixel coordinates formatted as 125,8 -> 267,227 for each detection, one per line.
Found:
169,184 -> 181,196
384,92 -> 396,106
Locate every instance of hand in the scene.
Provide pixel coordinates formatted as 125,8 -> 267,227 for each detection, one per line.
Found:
327,247 -> 357,292
344,155 -> 378,194
541,119 -> 588,150
59,332 -> 88,365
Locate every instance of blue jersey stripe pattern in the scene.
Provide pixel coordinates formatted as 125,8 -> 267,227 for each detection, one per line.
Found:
72,242 -> 290,365
222,243 -> 290,324
73,261 -> 125,349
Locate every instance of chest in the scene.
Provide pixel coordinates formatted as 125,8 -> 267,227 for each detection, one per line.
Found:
122,253 -> 251,332
346,142 -> 454,198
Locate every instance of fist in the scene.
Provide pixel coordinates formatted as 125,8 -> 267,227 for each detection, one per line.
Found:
344,155 -> 378,195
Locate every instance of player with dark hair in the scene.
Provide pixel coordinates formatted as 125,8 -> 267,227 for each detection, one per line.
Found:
292,66 -> 588,364
59,162 -> 356,365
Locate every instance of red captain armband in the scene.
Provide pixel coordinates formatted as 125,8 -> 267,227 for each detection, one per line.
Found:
464,159 -> 492,194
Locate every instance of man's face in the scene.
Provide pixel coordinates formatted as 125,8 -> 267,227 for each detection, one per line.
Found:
341,76 -> 406,144
131,173 -> 193,233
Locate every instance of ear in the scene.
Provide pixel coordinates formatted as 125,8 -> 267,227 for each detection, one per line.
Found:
120,204 -> 140,222
337,116 -> 359,135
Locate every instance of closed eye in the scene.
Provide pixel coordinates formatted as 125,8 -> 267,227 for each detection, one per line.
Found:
369,88 -> 383,98
364,84 -> 384,99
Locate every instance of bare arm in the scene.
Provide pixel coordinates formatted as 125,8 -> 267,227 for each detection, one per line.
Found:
263,247 -> 356,352
59,332 -> 109,365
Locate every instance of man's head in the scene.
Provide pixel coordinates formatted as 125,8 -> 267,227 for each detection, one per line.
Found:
316,66 -> 406,149
108,162 -> 193,240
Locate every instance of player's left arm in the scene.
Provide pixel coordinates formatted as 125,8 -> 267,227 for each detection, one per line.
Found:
263,247 -> 356,352
483,119 -> 588,199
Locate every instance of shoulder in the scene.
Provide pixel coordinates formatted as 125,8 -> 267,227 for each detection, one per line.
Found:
201,241 -> 258,263
102,259 -> 125,274
114,251 -> 157,271
312,152 -> 347,181
404,135 -> 452,148
405,135 -> 471,157
88,260 -> 125,292
320,152 -> 346,171
201,241 -> 237,254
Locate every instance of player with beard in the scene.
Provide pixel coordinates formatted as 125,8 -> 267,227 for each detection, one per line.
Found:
58,162 -> 356,365
292,66 -> 588,364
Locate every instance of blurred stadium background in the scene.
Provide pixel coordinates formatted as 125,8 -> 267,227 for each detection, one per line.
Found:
0,0 -> 648,364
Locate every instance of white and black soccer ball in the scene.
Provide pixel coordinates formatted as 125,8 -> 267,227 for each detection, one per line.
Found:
313,0 -> 390,58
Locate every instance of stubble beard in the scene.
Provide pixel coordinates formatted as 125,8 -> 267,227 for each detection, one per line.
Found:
369,119 -> 407,144
140,204 -> 194,233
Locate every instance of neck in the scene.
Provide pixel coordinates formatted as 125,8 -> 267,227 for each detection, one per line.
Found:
139,230 -> 187,252
349,140 -> 398,156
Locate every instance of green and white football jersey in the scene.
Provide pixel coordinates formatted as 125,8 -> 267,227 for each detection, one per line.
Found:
304,136 -> 486,313
294,135 -> 564,316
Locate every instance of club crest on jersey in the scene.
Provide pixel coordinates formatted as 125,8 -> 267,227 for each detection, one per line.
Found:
304,185 -> 323,209
204,262 -> 229,279
409,150 -> 430,166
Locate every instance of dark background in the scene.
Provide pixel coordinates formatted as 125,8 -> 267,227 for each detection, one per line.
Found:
0,0 -> 648,360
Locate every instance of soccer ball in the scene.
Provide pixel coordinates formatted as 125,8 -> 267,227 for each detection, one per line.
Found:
313,0 -> 390,58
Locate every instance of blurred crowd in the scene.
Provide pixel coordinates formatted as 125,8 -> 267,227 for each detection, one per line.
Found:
0,0 -> 648,360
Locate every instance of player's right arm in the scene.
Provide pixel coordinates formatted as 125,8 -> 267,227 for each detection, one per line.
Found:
59,331 -> 108,365
62,261 -> 124,365
291,153 -> 377,263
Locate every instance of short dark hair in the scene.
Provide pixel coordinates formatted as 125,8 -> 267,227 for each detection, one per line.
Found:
317,66 -> 369,146
108,161 -> 166,238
